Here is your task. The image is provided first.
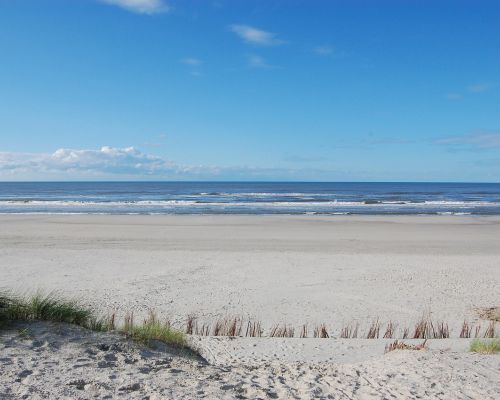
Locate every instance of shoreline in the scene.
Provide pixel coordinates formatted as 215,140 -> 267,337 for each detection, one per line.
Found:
2,212 -> 500,219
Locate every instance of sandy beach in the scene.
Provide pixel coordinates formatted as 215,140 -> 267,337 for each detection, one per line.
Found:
1,214 -> 499,398
1,214 -> 499,328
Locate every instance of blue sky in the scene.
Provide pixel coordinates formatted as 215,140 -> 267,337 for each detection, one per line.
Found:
0,0 -> 499,181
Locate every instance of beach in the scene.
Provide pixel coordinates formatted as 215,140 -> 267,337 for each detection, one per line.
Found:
1,214 -> 499,328
1,214 -> 499,398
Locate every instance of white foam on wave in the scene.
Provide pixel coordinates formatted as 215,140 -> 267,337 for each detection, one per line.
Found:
1,199 -> 499,208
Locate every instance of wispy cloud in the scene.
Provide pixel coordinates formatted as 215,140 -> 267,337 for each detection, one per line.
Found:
180,57 -> 202,66
229,24 -> 284,46
468,82 -> 494,93
434,130 -> 500,150
284,155 -> 326,163
445,93 -> 463,101
247,54 -> 276,69
99,0 -> 169,14
313,45 -> 334,56
180,58 -> 203,77
474,157 -> 500,167
143,133 -> 168,148
446,82 -> 495,100
323,136 -> 415,150
366,137 -> 414,145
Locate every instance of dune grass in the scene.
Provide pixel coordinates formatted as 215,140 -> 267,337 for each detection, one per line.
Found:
122,313 -> 186,348
1,291 -> 93,325
1,291 -> 497,342
0,291 -> 187,348
469,339 -> 500,354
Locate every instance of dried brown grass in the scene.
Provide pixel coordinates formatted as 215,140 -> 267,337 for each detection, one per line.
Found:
269,324 -> 295,338
340,323 -> 359,339
385,339 -> 427,353
135,313 -> 496,339
313,324 -> 329,338
366,319 -> 380,339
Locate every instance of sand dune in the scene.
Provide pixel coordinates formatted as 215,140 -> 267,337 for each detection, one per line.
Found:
1,321 -> 499,399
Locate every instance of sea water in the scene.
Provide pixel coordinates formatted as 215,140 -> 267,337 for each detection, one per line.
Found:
0,181 -> 499,215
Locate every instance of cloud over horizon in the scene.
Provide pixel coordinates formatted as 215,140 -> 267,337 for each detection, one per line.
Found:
0,147 -> 185,178
99,0 -> 169,14
0,146 -> 333,181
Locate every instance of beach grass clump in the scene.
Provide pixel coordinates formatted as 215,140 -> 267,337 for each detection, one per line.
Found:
0,294 -> 16,328
0,291 -> 187,349
122,312 -> 186,348
24,292 -> 92,325
87,313 -> 117,332
0,291 -> 94,327
469,339 -> 500,354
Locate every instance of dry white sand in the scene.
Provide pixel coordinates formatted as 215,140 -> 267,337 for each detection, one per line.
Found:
1,214 -> 499,398
1,321 -> 499,399
1,214 -> 499,330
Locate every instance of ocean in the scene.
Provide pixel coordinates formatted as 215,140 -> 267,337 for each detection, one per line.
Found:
0,181 -> 499,215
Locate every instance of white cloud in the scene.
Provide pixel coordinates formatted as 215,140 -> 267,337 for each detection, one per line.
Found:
284,155 -> 326,163
0,147 -> 182,178
0,146 -> 333,180
247,54 -> 275,69
445,82 -> 494,100
229,24 -> 283,46
445,93 -> 463,101
99,0 -> 169,14
434,131 -> 500,149
313,45 -> 333,56
468,82 -> 494,93
180,58 -> 203,77
180,58 -> 202,66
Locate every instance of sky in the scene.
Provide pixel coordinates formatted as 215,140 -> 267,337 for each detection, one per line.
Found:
0,0 -> 499,182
